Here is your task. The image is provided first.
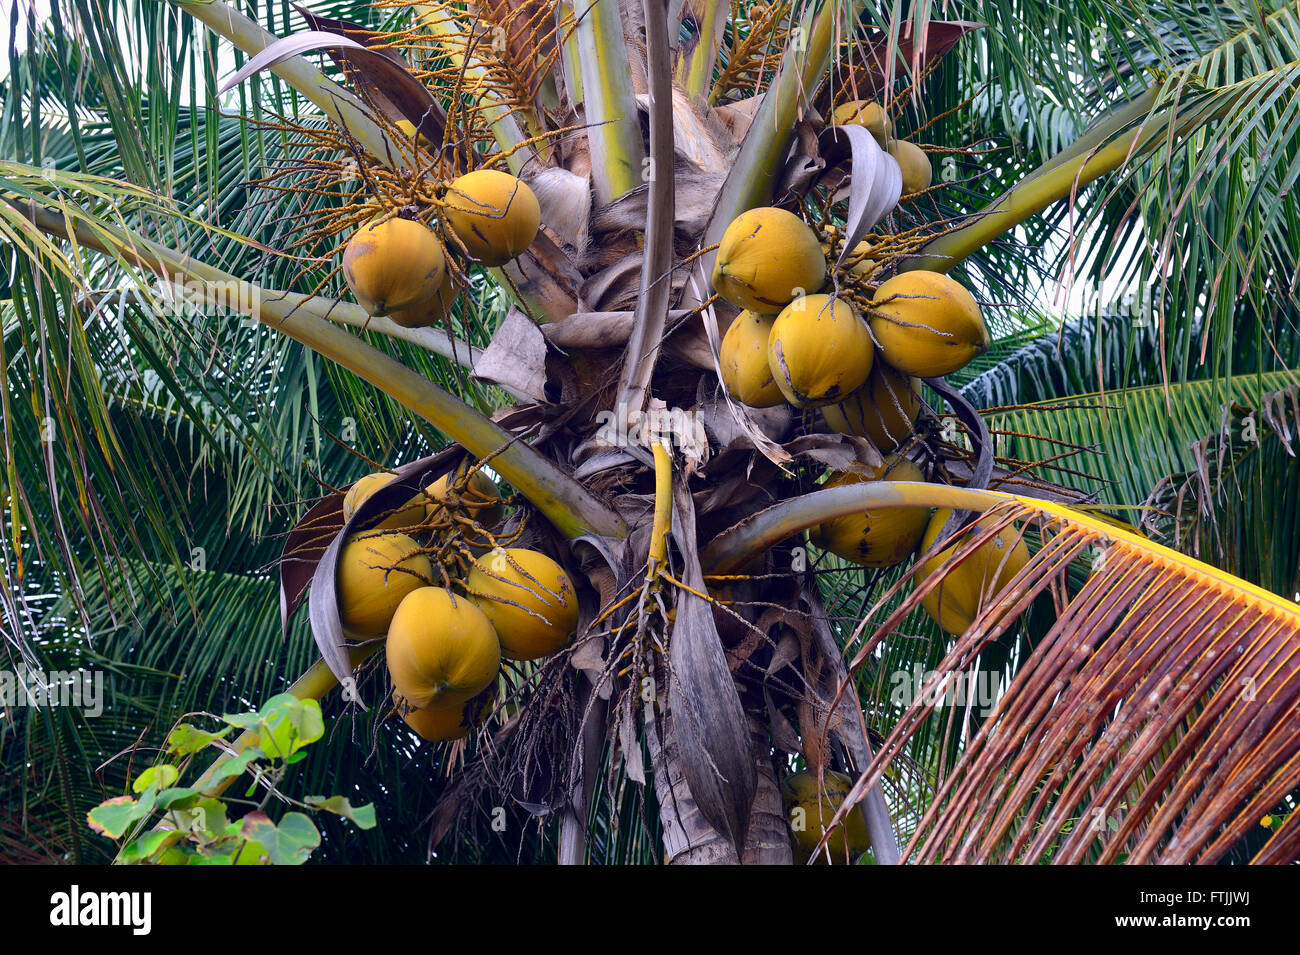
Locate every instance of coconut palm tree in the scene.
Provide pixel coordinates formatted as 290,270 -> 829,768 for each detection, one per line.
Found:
2,0 -> 1299,865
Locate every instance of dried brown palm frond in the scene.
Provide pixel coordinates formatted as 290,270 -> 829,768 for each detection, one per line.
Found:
828,496 -> 1300,864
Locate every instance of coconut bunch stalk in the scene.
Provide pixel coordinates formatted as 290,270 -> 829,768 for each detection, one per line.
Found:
10,0 -> 1300,867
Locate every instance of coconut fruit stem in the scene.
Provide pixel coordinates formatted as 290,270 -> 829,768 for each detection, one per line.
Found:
648,442 -> 674,577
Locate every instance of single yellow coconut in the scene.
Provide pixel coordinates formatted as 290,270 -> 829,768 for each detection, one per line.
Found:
388,267 -> 458,328
343,217 -> 447,316
392,691 -> 483,742
712,207 -> 827,314
830,100 -> 891,144
821,361 -> 921,451
888,139 -> 933,195
809,456 -> 930,567
917,509 -> 1031,636
720,310 -> 786,408
869,271 -> 989,377
782,770 -> 872,861
767,293 -> 874,408
342,472 -> 426,531
386,587 -> 501,710
443,169 -> 541,266
467,548 -> 579,661
336,533 -> 432,638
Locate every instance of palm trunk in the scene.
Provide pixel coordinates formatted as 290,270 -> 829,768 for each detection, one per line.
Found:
648,705 -> 790,864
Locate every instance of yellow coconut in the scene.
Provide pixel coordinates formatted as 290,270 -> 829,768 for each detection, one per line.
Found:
425,465 -> 505,528
342,472 -> 426,531
393,691 -> 483,742
388,267 -> 458,328
782,770 -> 871,860
343,217 -> 447,316
842,240 -> 880,280
337,533 -> 432,638
767,294 -> 874,408
467,547 -> 579,661
821,362 -> 921,451
443,169 -> 541,266
888,139 -> 933,195
830,100 -> 891,144
917,509 -> 1031,636
386,587 -> 501,710
720,310 -> 786,408
869,271 -> 989,377
712,207 -> 827,314
394,119 -> 434,149
809,456 -> 930,567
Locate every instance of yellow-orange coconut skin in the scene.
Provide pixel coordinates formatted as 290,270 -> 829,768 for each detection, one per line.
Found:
386,587 -> 501,710
720,311 -> 786,408
393,692 -> 480,742
767,294 -> 874,408
443,170 -> 541,266
343,217 -> 447,316
888,139 -> 933,195
712,207 -> 827,314
869,271 -> 989,377
821,362 -> 921,452
809,456 -> 930,567
342,472 -> 426,531
831,100 -> 891,144
389,267 -> 458,328
336,533 -> 432,638
782,770 -> 872,861
917,509 -> 1031,636
467,548 -> 579,661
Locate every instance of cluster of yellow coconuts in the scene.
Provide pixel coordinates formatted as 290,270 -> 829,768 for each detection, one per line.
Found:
341,168 -> 541,326
334,464 -> 579,743
712,99 -> 1025,637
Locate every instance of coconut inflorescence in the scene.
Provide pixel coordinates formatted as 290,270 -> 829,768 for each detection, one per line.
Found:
425,465 -> 505,528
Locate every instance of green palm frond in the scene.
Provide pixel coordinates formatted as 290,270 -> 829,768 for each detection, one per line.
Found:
986,370 -> 1300,509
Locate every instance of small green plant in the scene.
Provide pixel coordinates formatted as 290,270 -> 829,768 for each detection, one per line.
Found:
87,694 -> 375,864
